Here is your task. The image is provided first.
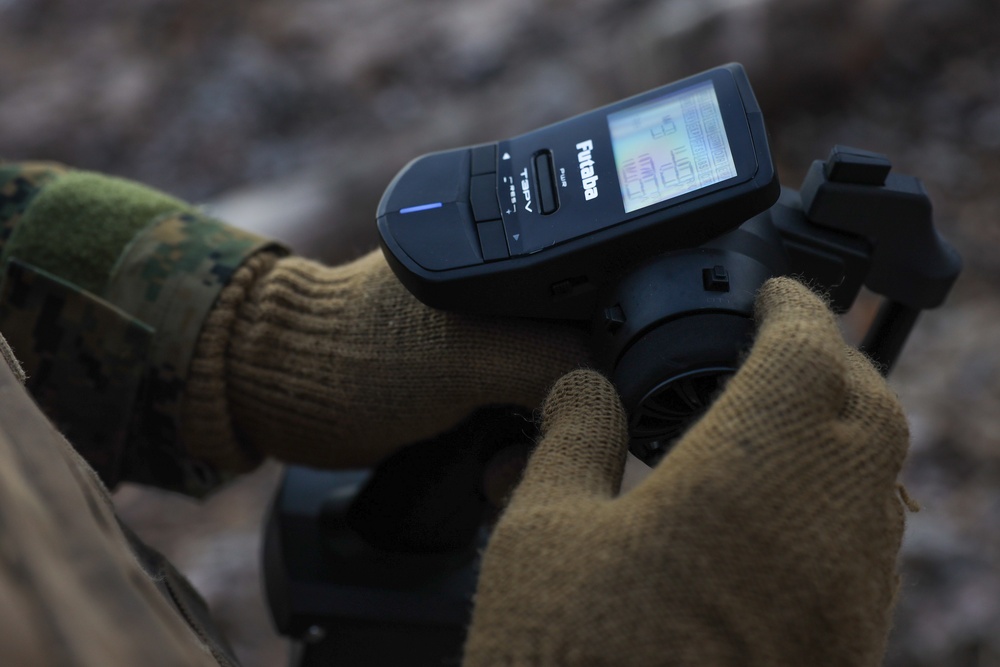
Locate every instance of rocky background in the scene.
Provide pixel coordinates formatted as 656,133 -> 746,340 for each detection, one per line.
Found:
1,0 -> 998,665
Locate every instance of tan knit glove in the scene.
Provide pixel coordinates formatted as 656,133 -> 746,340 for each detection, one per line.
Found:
463,277 -> 911,667
183,249 -> 589,470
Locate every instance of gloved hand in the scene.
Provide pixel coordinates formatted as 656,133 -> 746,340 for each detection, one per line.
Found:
464,277 -> 911,667
188,248 -> 590,470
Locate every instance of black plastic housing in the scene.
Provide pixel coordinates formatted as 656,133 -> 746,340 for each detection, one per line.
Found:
378,63 -> 779,320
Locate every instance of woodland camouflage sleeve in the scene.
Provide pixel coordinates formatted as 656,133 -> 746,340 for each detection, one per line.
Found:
0,162 -> 288,496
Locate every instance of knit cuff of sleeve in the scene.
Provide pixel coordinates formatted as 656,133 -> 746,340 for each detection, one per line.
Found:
179,250 -> 283,478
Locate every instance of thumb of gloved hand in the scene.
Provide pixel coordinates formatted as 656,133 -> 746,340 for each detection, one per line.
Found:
464,369 -> 633,664
464,278 -> 911,667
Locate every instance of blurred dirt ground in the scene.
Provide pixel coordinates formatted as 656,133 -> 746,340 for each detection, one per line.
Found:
2,0 -> 1000,665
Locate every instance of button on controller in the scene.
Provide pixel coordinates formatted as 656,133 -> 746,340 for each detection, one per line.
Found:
533,150 -> 559,215
470,144 -> 496,176
471,174 -> 501,222
468,143 -> 509,261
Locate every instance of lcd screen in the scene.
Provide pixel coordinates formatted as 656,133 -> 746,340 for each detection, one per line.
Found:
608,80 -> 738,214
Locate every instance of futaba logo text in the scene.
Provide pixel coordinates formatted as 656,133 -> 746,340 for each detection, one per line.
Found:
576,140 -> 599,200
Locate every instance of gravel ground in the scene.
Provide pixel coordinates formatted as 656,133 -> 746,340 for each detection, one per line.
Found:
2,0 -> 998,665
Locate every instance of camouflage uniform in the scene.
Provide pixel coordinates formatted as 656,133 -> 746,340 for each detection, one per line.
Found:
0,162 -> 286,665
0,162 -> 288,496
0,331 -> 240,666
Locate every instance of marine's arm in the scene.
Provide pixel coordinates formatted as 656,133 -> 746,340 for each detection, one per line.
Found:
0,162 -> 588,494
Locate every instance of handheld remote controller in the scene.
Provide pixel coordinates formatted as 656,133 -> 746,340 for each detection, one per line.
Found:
377,62 -> 960,462
378,64 -> 780,320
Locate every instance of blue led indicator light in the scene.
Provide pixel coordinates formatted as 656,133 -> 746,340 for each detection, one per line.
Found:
400,202 -> 443,214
